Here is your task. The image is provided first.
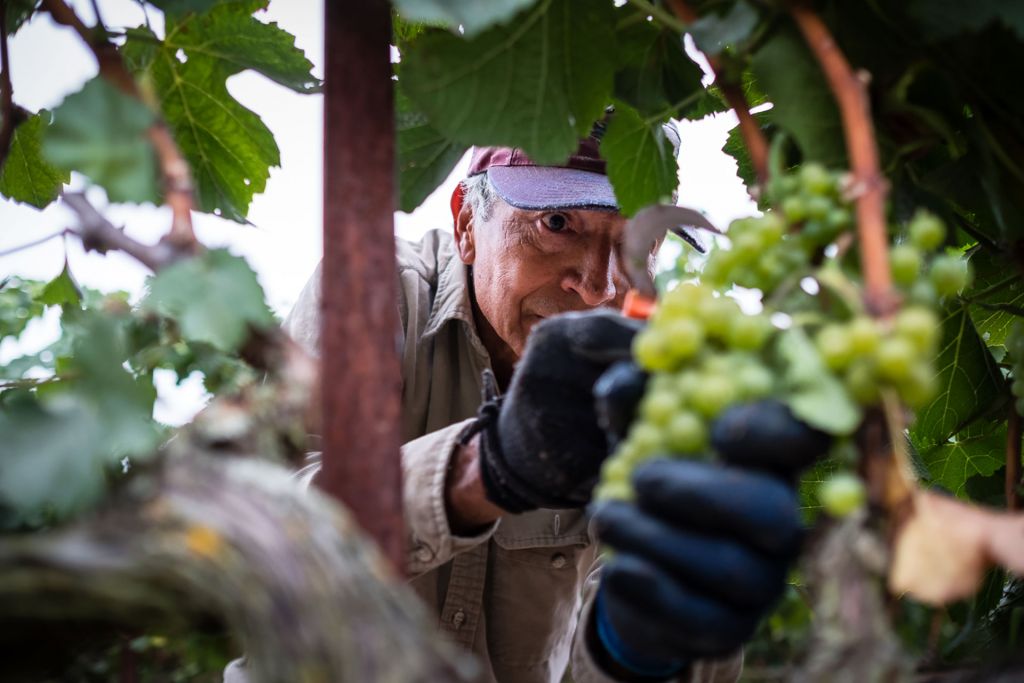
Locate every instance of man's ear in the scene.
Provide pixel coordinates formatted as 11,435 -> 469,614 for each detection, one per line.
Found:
452,187 -> 477,265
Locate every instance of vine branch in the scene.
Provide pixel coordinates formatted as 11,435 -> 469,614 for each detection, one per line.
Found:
0,4 -> 16,168
0,228 -> 71,258
41,0 -> 197,250
665,0 -> 769,186
789,2 -> 895,316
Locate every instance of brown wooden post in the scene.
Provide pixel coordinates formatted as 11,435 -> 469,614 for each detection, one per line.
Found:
321,0 -> 404,571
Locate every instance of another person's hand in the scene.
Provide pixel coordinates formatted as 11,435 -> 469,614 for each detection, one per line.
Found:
471,310 -> 642,513
589,395 -> 829,680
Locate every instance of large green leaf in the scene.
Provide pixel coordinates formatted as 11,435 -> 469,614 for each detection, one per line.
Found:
916,420 -> 1006,499
148,49 -> 279,222
906,0 -> 1024,43
164,2 -> 320,93
37,262 -> 81,307
911,305 -> 1006,446
0,113 -> 69,208
775,327 -> 862,436
4,0 -> 39,35
600,103 -> 678,218
401,0 -> 616,164
613,13 -> 705,120
394,0 -> 539,38
0,312 -> 157,529
43,77 -> 159,204
143,249 -> 274,352
689,0 -> 761,57
148,0 -> 223,16
750,24 -> 845,167
966,249 -> 1024,349
396,87 -> 467,213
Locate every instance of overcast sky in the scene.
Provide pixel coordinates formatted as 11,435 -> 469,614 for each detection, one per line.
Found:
0,0 -> 756,424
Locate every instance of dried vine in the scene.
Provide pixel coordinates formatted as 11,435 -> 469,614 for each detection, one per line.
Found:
0,4 -> 15,168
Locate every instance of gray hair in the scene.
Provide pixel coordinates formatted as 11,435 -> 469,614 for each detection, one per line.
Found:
461,173 -> 498,223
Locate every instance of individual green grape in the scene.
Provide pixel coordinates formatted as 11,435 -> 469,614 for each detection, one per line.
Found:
756,213 -> 786,244
847,317 -> 881,357
890,244 -> 923,287
733,231 -> 763,260
825,207 -> 852,232
819,472 -> 866,517
736,363 -> 774,399
674,369 -> 702,400
929,254 -> 972,296
908,279 -> 939,307
690,374 -> 738,418
595,479 -> 634,501
665,411 -> 708,453
728,313 -> 772,351
699,296 -> 740,341
899,362 -> 938,408
661,282 -> 710,317
894,306 -> 940,354
665,318 -> 706,360
633,327 -> 675,372
640,389 -> 679,426
908,210 -> 946,251
845,359 -> 879,404
805,195 -> 833,222
782,195 -> 809,223
601,455 -> 632,483
629,421 -> 665,457
875,337 -> 916,382
800,162 -> 835,196
816,323 -> 855,371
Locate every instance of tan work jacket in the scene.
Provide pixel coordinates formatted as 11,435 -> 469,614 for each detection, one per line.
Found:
275,230 -> 742,683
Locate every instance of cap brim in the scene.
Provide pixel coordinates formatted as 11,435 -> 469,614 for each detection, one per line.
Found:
487,166 -> 619,211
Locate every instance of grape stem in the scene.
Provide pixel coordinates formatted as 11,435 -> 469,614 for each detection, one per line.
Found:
1008,407 -> 1021,511
665,0 -> 769,187
788,3 -> 895,317
41,0 -> 199,252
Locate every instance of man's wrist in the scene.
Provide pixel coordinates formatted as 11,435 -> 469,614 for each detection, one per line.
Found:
444,433 -> 504,535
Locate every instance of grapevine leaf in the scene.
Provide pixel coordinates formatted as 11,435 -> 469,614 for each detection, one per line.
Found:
147,0 -> 225,16
43,77 -> 159,204
905,0 -> 1024,42
400,0 -> 616,164
38,263 -> 82,307
613,15 -> 705,119
0,277 -> 46,339
600,103 -> 678,218
143,249 -> 274,352
966,247 -> 1024,349
916,420 -> 1005,499
147,46 -> 279,222
4,0 -> 39,35
393,0 -> 539,38
723,121 -> 755,189
0,313 -> 157,529
750,24 -> 845,166
776,328 -> 862,436
164,3 -> 321,93
396,86 -> 467,213
0,113 -> 69,208
689,0 -> 760,57
911,306 -> 1005,447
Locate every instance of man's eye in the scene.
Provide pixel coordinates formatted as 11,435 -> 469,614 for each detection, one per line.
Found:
541,213 -> 568,232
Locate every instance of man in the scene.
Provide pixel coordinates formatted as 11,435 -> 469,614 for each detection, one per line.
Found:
241,125 -> 818,682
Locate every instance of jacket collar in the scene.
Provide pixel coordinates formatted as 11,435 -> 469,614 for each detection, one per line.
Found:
421,238 -> 492,362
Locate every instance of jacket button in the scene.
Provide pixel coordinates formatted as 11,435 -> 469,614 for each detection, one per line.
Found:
452,609 -> 466,629
550,552 -> 567,569
415,545 -> 433,563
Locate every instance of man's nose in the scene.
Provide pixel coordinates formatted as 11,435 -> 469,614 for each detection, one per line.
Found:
565,250 -> 618,307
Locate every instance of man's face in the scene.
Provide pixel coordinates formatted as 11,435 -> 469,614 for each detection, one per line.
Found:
455,196 -> 633,358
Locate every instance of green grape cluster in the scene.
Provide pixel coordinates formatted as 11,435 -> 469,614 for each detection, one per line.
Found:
701,163 -> 853,295
1009,320 -> 1024,417
596,283 -> 776,501
890,209 -> 972,304
814,306 -> 941,408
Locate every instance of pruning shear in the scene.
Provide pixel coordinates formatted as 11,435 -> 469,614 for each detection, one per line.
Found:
618,205 -> 721,320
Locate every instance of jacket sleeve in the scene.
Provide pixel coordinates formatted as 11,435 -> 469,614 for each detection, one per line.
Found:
569,538 -> 744,683
402,418 -> 498,576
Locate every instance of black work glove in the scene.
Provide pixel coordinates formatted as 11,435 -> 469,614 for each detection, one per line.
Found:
589,365 -> 830,679
469,310 -> 642,513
